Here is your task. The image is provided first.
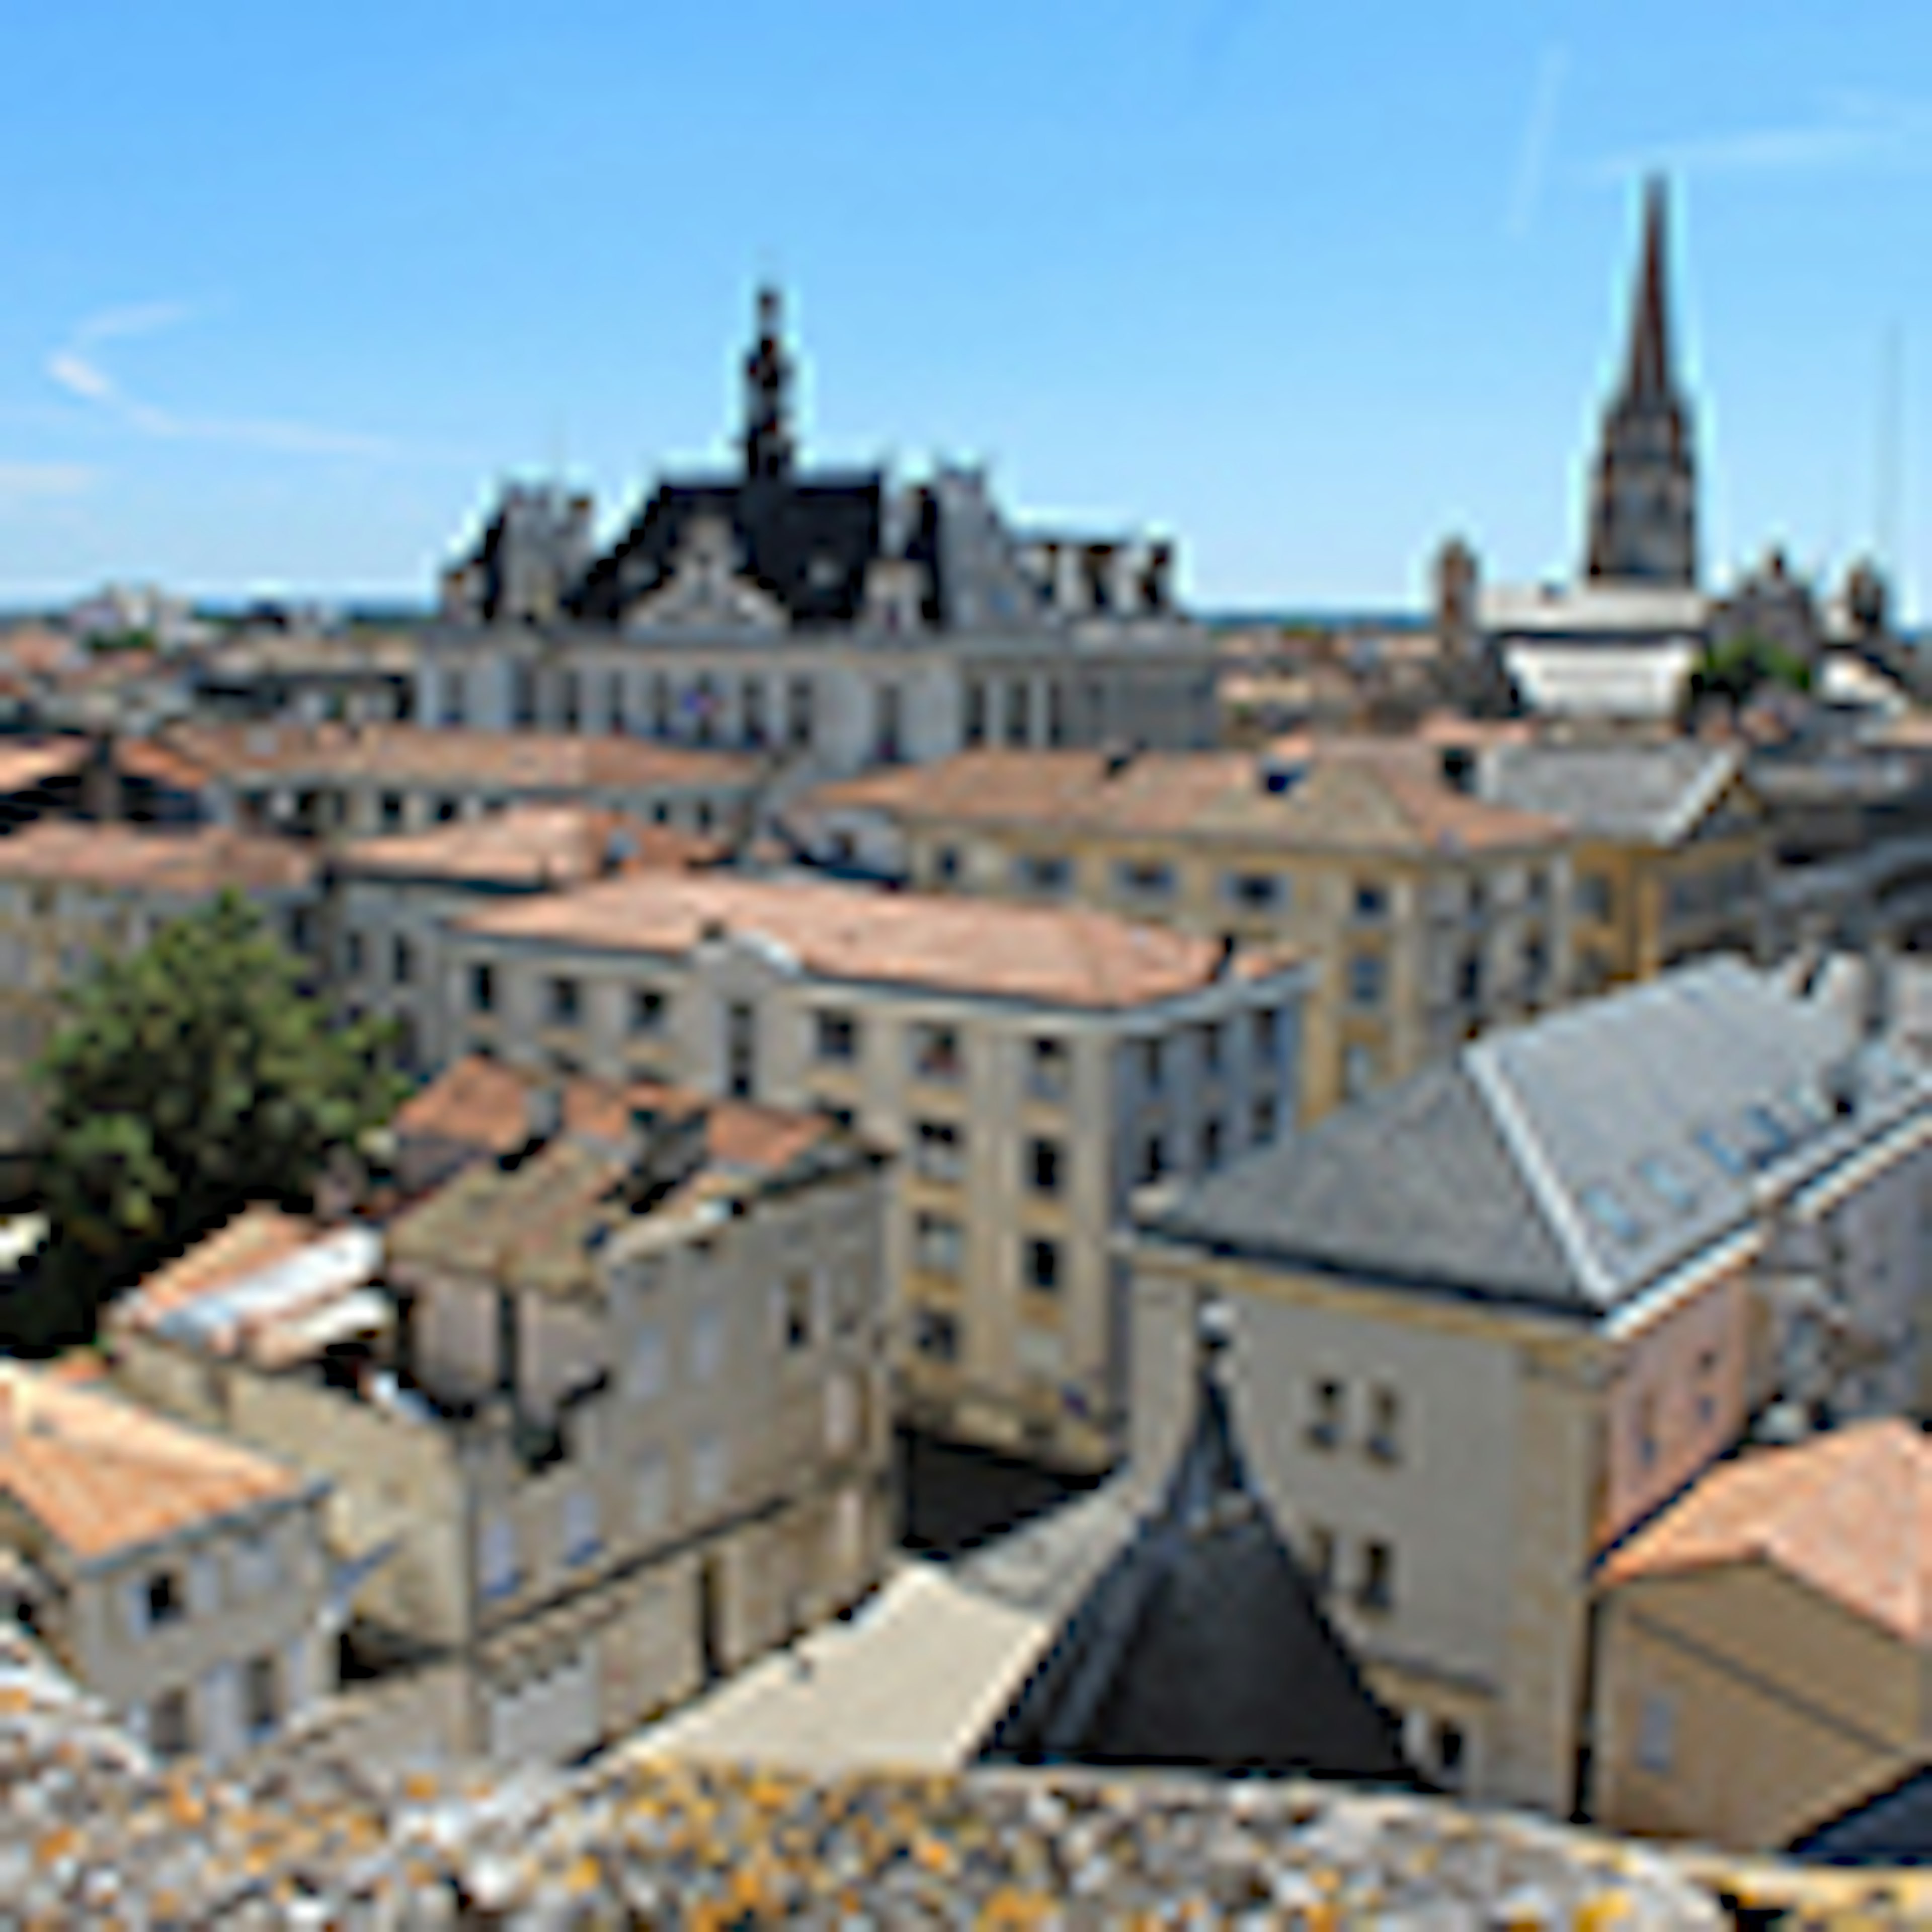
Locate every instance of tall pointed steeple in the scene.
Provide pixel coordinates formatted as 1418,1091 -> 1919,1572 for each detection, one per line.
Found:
1624,176 -> 1674,403
1585,176 -> 1699,587
742,285 -> 795,482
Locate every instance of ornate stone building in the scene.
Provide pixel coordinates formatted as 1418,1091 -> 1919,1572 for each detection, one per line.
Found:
423,289 -> 1218,779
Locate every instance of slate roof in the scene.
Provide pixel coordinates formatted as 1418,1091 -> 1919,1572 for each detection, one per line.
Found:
977,1314 -> 1418,1781
1141,958 -> 1932,1318
1790,1763 -> 1932,1866
1477,740 -> 1742,845
572,474 -> 892,630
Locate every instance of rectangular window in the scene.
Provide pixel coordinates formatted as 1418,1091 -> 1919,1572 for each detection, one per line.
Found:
1347,953 -> 1386,1009
635,1448 -> 671,1536
1138,1038 -> 1165,1092
1436,1720 -> 1467,1789
1027,1036 -> 1070,1104
150,1687 -> 193,1759
1638,1690 -> 1676,1775
1343,1043 -> 1379,1101
1303,1524 -> 1336,1596
1015,853 -> 1072,897
1004,679 -> 1031,746
1358,1539 -> 1395,1614
1223,871 -> 1285,914
725,1001 -> 757,1100
963,679 -> 988,748
379,790 -> 405,831
441,671 -> 467,729
469,962 -> 496,1013
562,1490 -> 601,1567
1353,878 -> 1390,921
630,987 -> 666,1035
434,795 -> 460,824
146,1571 -> 184,1628
1024,1236 -> 1062,1295
816,1010 -> 860,1064
913,1305 -> 960,1363
392,934 -> 414,986
1114,859 -> 1175,901
910,1023 -> 963,1084
691,1433 -> 729,1511
511,664 -> 537,727
787,675 -> 815,750
1137,1134 -> 1165,1186
1576,873 -> 1615,923
243,1654 -> 280,1741
780,1273 -> 814,1351
1307,1378 -> 1344,1450
628,1323 -> 666,1403
913,1212 -> 963,1278
547,976 -> 581,1026
1199,1022 -> 1223,1074
914,1120 -> 965,1185
1367,1386 -> 1401,1464
1252,1008 -> 1280,1060
1027,1138 -> 1064,1196
690,1301 -> 726,1384
1199,1117 -> 1224,1171
933,845 -> 962,887
344,931 -> 365,978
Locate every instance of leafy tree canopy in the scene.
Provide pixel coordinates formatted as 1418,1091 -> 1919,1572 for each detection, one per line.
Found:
1689,630 -> 1814,711
22,891 -> 404,1345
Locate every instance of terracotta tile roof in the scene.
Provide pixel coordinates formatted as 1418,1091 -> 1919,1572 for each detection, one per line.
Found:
115,737 -> 216,792
394,1055 -> 832,1179
811,746 -> 1565,859
0,740 -> 89,794
158,721 -> 763,790
1600,1419 -> 1932,1645
0,823 -> 314,894
338,806 -> 723,888
0,628 -> 80,679
455,872 -> 1298,1008
119,1204 -> 320,1330
0,1363 -> 306,1562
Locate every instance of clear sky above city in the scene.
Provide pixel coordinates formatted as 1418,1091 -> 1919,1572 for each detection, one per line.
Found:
3,2 -> 1931,616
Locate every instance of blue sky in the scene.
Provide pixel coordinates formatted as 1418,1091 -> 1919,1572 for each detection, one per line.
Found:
4,2 -> 1932,615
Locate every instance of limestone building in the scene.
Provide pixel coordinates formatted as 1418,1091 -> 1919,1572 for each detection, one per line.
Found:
107,1061 -> 895,1767
439,870 -> 1308,1470
420,288 -> 1219,779
1128,961 -> 1932,1813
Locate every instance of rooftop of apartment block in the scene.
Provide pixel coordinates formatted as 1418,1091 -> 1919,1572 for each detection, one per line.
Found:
0,821 -> 315,895
336,805 -> 725,889
455,870 -> 1302,1009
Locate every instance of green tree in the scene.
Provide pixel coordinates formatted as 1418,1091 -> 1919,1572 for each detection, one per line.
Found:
1688,630 -> 1814,712
23,891 -> 405,1344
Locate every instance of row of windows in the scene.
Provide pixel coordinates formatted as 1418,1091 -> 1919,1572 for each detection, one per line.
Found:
913,1123 -> 1065,1195
495,665 -> 821,752
1302,1523 -> 1397,1615
911,1216 -> 1064,1294
122,1533 -> 283,1641
1136,1096 -> 1279,1185
1305,1377 -> 1404,1463
961,854 -> 1411,923
140,1652 -> 285,1759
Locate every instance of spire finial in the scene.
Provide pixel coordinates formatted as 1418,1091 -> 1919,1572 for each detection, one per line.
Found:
1625,174 -> 1674,403
743,284 -> 795,482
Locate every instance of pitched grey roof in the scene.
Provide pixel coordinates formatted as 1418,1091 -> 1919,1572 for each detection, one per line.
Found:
1142,958 -> 1932,1319
1478,740 -> 1739,844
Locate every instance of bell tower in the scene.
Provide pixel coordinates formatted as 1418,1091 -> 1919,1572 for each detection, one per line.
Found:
1584,178 -> 1699,587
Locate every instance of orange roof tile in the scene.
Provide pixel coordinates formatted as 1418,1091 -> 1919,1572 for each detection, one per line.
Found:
0,1365 -> 306,1561
394,1054 -> 832,1178
0,823 -> 314,895
454,872 -> 1298,1009
115,737 -> 216,792
118,1205 -> 320,1331
158,721 -> 762,790
338,806 -> 722,888
811,745 -> 1565,859
1600,1419 -> 1932,1645
0,740 -> 90,793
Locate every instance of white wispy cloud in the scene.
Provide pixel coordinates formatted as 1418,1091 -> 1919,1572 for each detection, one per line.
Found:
1592,92 -> 1932,182
45,301 -> 401,459
0,462 -> 94,503
1507,45 -> 1570,239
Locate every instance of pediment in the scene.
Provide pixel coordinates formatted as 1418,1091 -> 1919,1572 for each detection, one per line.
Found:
623,515 -> 789,634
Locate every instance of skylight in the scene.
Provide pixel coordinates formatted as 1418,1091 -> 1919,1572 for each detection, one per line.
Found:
1634,1156 -> 1698,1215
1579,1184 -> 1645,1247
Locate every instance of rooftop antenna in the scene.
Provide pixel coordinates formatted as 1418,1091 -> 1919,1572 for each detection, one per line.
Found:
1877,323 -> 1904,594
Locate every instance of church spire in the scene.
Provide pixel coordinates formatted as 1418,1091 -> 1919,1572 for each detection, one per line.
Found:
1623,175 -> 1675,405
742,284 -> 795,482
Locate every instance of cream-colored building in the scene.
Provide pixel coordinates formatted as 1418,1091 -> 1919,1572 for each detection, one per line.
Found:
108,1061 -> 895,1767
328,805 -> 720,1073
158,720 -> 766,844
1593,1418 -> 1932,1856
1128,960 -> 1932,1816
0,1360 -> 335,1763
440,872 -> 1307,1472
0,823 -> 318,1161
798,742 -> 1575,1123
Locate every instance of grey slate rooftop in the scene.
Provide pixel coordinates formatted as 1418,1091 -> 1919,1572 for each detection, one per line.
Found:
1477,739 -> 1740,844
1142,958 -> 1932,1317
